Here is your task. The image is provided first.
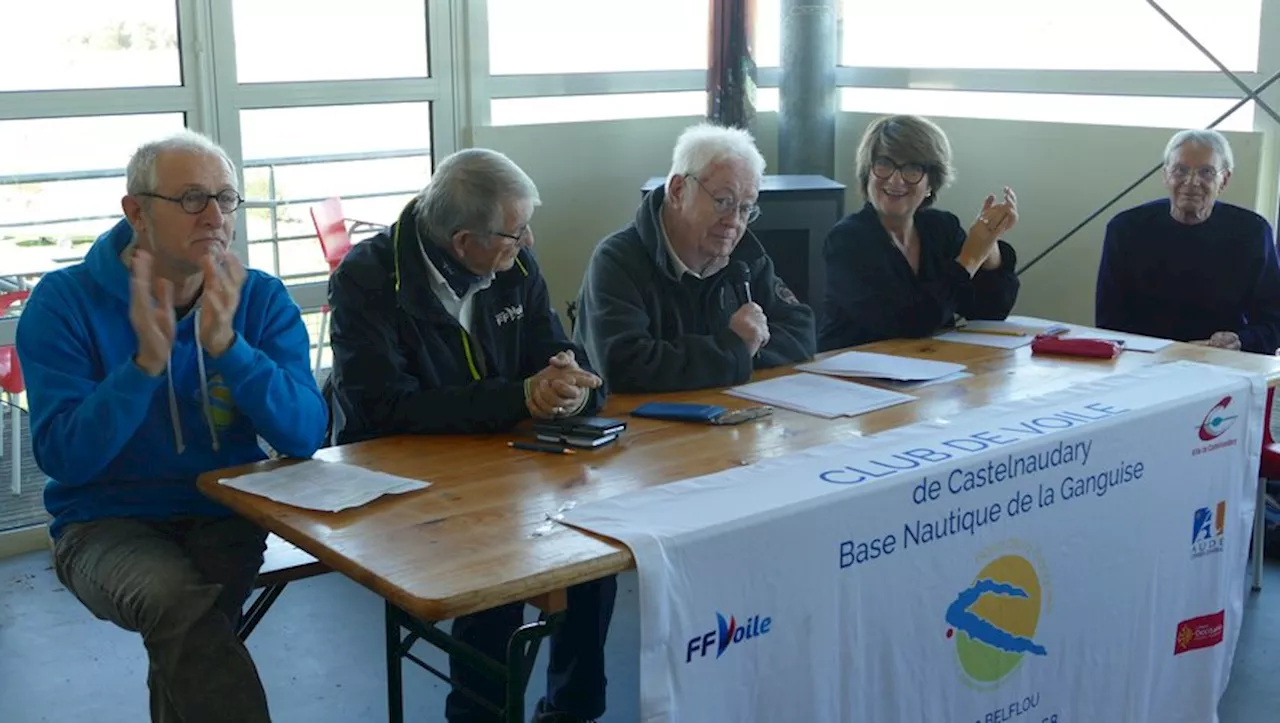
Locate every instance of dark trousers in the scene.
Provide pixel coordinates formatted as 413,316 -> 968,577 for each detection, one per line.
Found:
444,575 -> 617,722
53,516 -> 269,723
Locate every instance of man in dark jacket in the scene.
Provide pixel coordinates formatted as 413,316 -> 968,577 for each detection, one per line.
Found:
574,123 -> 816,392
325,148 -> 615,723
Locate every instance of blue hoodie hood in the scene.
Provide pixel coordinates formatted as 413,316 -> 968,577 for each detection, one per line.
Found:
16,220 -> 328,537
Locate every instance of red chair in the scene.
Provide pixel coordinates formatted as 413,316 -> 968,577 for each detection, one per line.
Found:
308,198 -> 384,372
0,290 -> 30,495
1256,386 -> 1280,591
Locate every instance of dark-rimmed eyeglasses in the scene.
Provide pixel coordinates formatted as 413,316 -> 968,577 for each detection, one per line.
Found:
686,175 -> 762,223
138,189 -> 244,215
871,156 -> 928,185
490,224 -> 532,245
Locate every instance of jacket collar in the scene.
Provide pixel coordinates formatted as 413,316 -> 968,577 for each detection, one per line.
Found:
391,200 -> 529,322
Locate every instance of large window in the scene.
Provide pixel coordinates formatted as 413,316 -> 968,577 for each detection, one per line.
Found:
841,0 -> 1263,72
227,0 -> 443,311
0,114 -> 187,291
484,0 -> 784,126
231,0 -> 429,82
487,0 -> 709,75
0,0 -> 181,92
239,103 -> 432,283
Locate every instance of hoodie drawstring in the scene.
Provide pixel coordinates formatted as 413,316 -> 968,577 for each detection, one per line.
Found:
166,306 -> 221,454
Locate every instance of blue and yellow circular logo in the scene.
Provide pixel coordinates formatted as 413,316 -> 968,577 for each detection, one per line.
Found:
945,554 -> 1047,685
207,375 -> 236,430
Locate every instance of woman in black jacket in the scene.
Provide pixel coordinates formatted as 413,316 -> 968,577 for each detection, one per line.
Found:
819,114 -> 1021,351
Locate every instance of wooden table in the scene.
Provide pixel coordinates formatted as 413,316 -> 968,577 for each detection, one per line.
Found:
198,337 -> 1280,721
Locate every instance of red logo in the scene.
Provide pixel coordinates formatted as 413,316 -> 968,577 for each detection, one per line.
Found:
1174,610 -> 1225,654
1198,396 -> 1237,441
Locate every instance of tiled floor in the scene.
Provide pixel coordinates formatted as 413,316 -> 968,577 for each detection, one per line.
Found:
0,550 -> 1276,723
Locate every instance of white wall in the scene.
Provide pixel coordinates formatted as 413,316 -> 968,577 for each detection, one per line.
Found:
476,112 -> 1266,329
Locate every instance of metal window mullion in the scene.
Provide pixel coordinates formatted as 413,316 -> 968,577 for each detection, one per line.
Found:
235,77 -> 441,110
487,69 -> 708,99
1250,0 -> 1280,225
0,86 -> 195,121
451,0 -> 490,141
832,67 -> 1263,100
194,0 -> 249,260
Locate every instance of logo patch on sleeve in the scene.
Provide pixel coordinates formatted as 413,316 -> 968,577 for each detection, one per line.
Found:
774,279 -> 799,305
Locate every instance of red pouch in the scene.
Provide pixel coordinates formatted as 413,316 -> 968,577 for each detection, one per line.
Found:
1030,334 -> 1123,359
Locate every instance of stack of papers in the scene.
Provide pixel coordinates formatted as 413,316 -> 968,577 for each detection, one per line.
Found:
218,459 -> 430,513
797,350 -> 967,382
935,317 -> 1069,349
725,373 -> 916,419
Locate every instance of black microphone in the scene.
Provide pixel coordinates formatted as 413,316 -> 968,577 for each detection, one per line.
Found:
729,260 -> 752,305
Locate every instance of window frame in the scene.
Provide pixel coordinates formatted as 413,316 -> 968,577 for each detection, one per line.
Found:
0,0 -> 457,344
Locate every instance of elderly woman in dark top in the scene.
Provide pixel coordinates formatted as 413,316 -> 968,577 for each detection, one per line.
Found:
818,114 -> 1021,351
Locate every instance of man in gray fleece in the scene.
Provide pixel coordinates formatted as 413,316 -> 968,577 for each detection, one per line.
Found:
574,123 -> 816,393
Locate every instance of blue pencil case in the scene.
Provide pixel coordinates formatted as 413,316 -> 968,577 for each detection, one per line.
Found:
630,402 -> 727,423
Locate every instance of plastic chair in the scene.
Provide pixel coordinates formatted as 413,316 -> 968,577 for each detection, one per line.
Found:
308,198 -> 384,372
0,290 -> 30,495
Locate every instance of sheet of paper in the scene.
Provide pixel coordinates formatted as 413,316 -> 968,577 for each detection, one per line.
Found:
725,373 -> 916,418
796,350 -> 967,381
218,459 -> 430,513
934,330 -> 1035,349
879,370 -> 975,391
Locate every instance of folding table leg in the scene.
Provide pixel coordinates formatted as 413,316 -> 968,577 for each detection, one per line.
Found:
386,601 -> 405,723
1253,475 -> 1266,592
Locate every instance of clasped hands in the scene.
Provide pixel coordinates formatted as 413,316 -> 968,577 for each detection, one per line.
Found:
131,248 -> 247,376
1191,331 -> 1241,351
525,350 -> 602,419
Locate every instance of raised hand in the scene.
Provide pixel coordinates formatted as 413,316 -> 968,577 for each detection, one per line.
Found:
199,251 -> 247,357
129,249 -> 177,376
959,187 -> 1019,274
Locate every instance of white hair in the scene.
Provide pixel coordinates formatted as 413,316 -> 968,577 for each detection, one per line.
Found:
667,123 -> 767,182
1164,129 -> 1234,173
415,148 -> 541,247
126,130 -> 236,195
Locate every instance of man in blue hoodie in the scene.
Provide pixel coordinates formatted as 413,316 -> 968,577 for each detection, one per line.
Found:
16,130 -> 327,723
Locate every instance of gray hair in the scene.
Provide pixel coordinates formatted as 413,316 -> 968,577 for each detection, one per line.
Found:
1164,129 -> 1234,173
126,130 -> 236,195
667,123 -> 766,182
415,148 -> 540,247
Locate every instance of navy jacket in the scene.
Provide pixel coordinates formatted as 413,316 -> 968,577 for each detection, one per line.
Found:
1095,199 -> 1280,354
819,202 -> 1019,351
325,202 -> 604,444
573,186 -> 816,393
